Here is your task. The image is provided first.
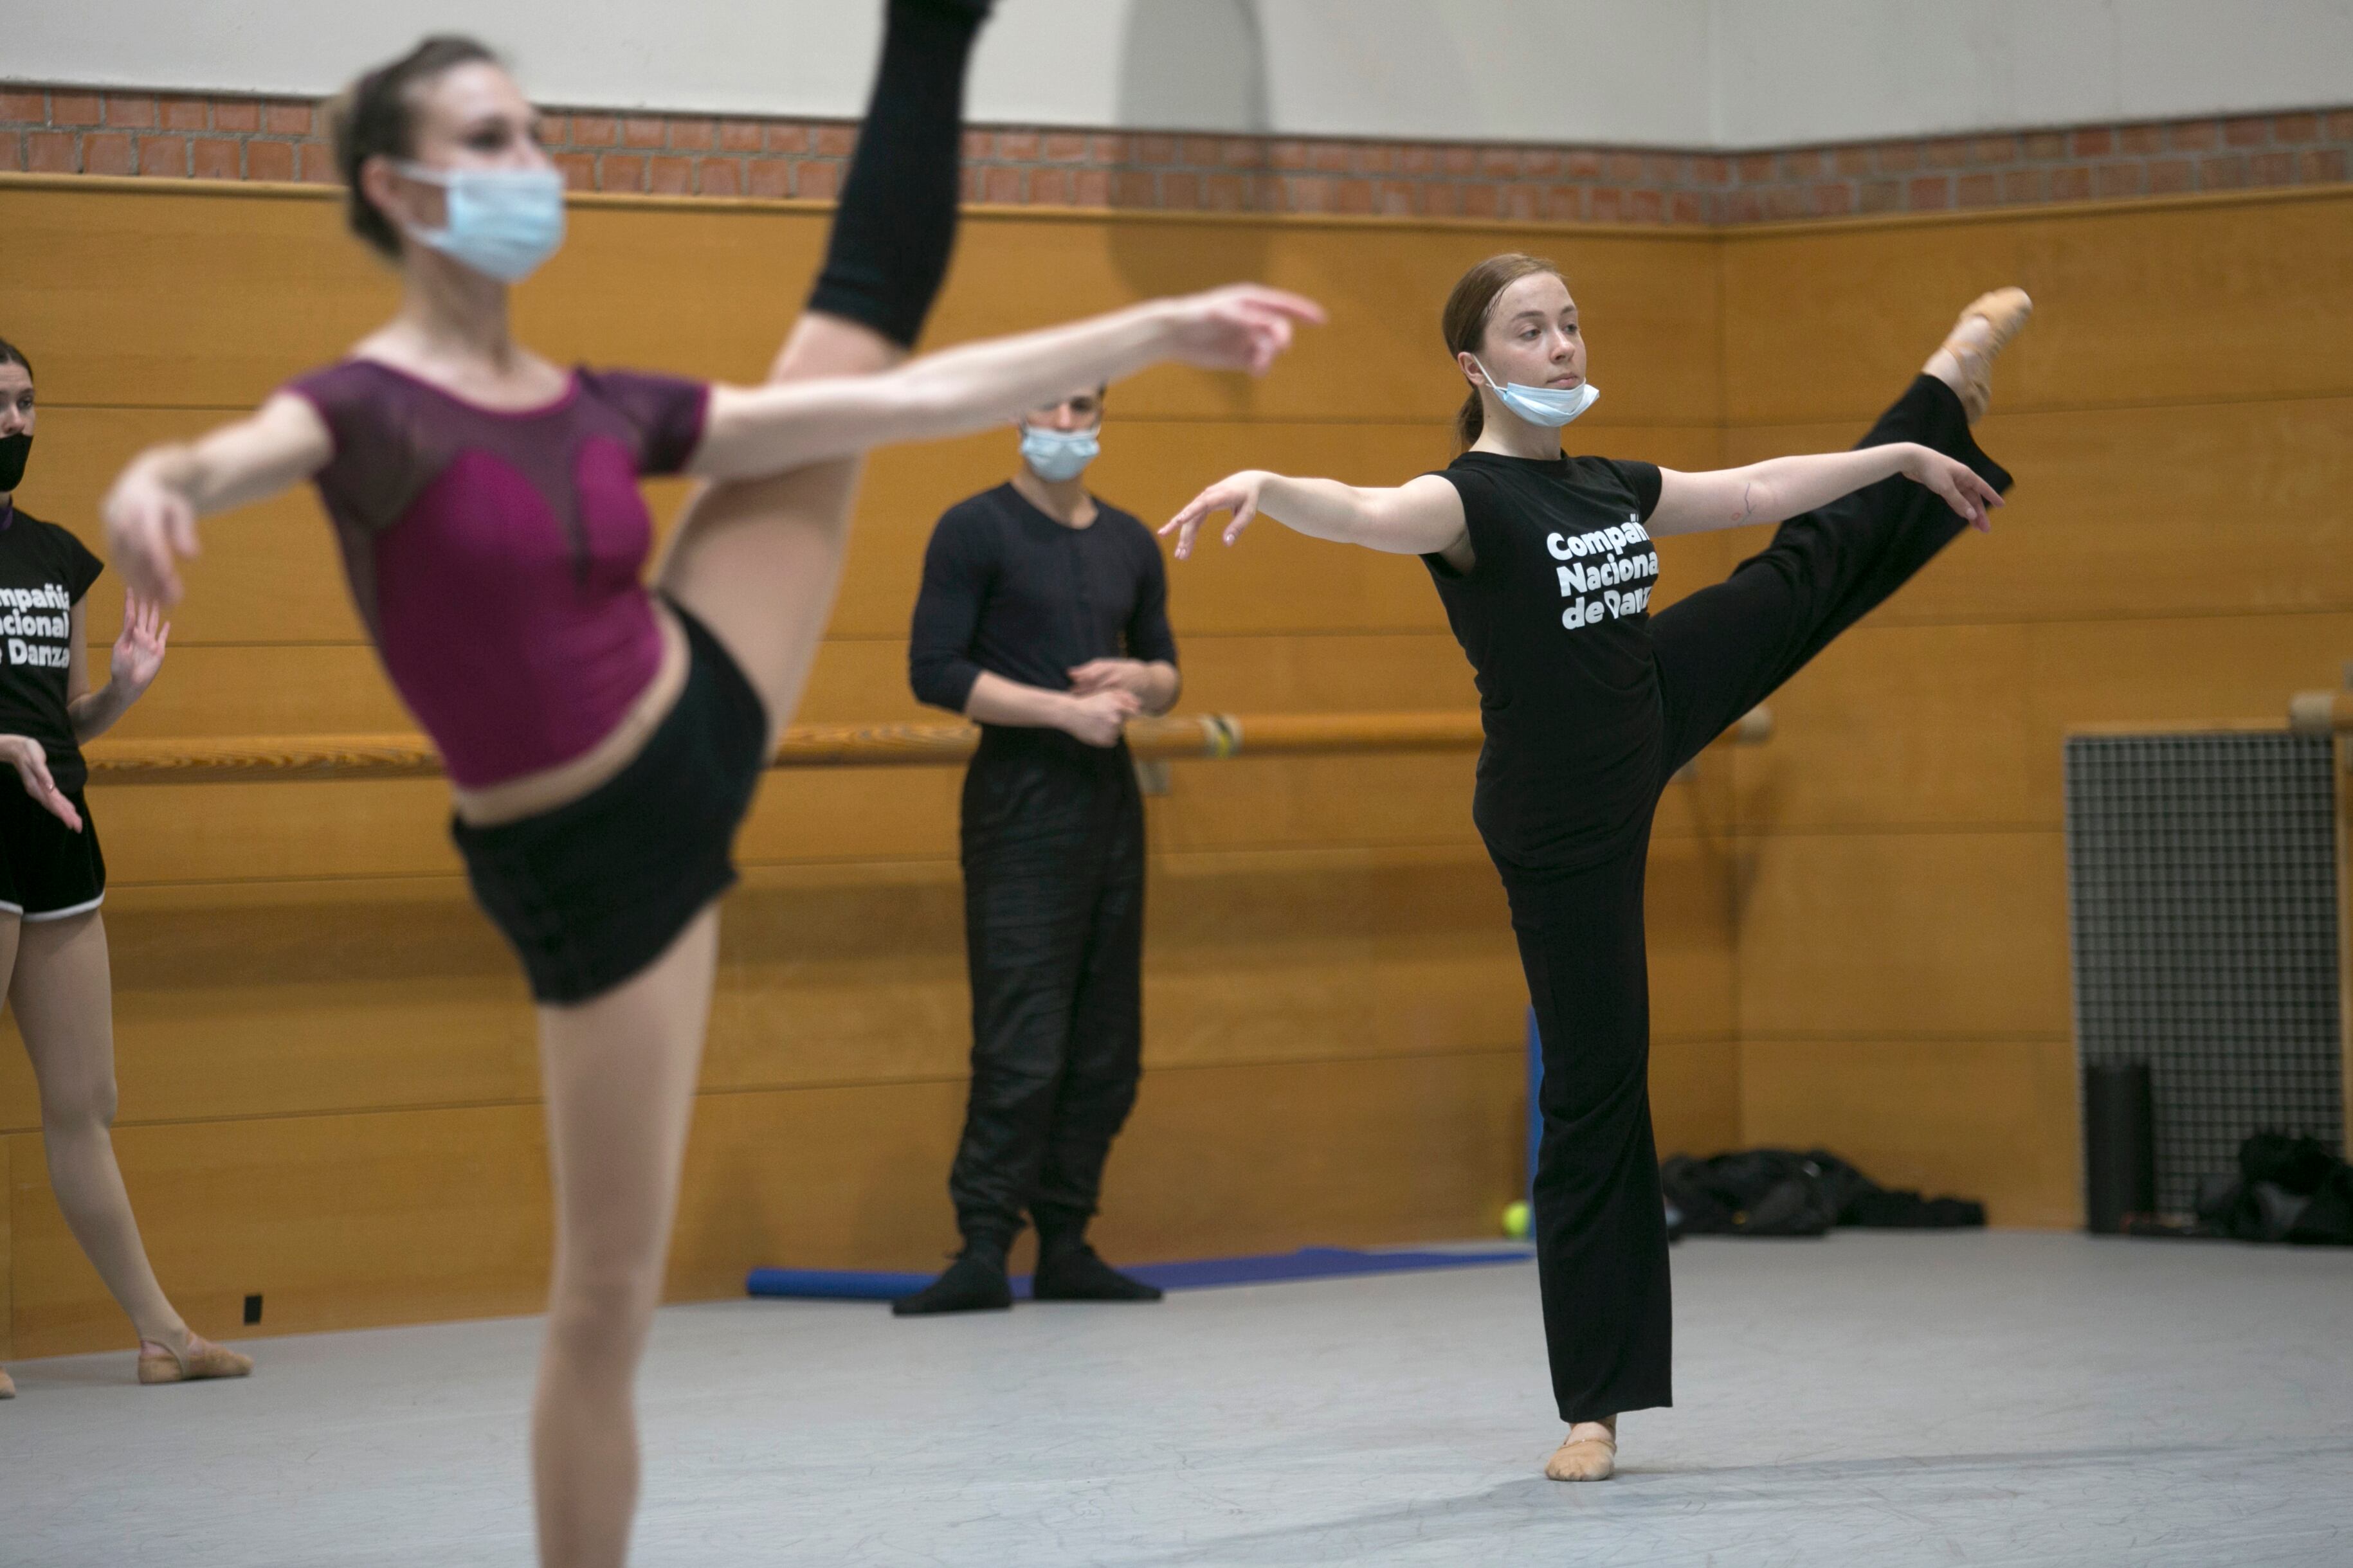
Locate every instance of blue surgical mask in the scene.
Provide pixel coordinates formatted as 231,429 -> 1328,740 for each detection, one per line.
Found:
1472,356 -> 1599,428
1020,424 -> 1100,483
395,163 -> 567,282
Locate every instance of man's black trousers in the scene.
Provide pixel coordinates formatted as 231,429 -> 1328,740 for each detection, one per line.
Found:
948,735 -> 1147,1249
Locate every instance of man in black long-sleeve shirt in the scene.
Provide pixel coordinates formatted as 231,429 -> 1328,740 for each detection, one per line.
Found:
896,386 -> 1179,1315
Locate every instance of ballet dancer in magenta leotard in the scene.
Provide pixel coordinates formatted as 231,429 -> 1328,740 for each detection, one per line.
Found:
98,10 -> 1318,1562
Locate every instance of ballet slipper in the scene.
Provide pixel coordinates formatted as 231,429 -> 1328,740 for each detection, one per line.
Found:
1544,1418 -> 1618,1482
0,1366 -> 15,1399
1932,287 -> 2033,423
137,1333 -> 254,1386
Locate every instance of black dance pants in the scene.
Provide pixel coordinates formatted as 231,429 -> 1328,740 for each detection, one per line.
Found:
947,734 -> 1147,1250
1506,375 -> 2010,1422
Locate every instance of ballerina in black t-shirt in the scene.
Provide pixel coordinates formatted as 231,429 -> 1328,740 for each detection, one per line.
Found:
0,338 -> 251,1400
1163,253 -> 2028,1482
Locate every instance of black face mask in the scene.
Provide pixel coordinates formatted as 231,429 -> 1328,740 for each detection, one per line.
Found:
0,432 -> 28,493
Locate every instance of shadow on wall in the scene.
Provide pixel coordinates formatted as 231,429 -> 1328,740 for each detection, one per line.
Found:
1116,0 -> 1272,138
1111,0 -> 1274,420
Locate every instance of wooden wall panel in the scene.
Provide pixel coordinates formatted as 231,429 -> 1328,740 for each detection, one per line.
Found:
1082,1050 -> 1525,1265
30,172 -> 2332,1347
1649,1038 -> 1741,1160
1738,1038 -> 2080,1227
8,1103 -> 558,1357
0,183 -> 1718,424
16,844 -> 1636,1122
0,185 -> 402,411
15,406 -> 368,647
6,845 -> 1537,1117
99,645 -> 416,739
898,212 -> 1725,428
1721,190 -> 2353,425
674,1050 -> 1527,1299
10,1048 -> 1522,1357
1718,191 -> 2353,1225
1734,830 -> 2072,1041
1732,611 -> 2353,833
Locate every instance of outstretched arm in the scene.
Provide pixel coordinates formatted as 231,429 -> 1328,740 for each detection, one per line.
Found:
1161,471 -> 1468,562
102,393 -> 333,603
690,285 -> 1324,482
1650,444 -> 2001,537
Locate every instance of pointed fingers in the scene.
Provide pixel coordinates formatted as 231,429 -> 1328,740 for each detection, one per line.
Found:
1163,493 -> 1218,559
1238,285 -> 1327,325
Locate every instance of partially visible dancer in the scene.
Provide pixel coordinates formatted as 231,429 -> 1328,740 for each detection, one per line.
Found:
896,384 -> 1178,1315
0,338 -> 249,1400
1163,256 -> 2027,1484
97,12 -> 1314,1563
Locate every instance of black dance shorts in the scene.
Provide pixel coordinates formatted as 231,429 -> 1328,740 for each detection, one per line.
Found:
450,602 -> 767,1005
0,780 -> 107,924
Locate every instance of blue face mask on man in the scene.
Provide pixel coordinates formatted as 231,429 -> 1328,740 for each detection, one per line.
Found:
1019,424 -> 1100,483
1471,355 -> 1599,428
395,163 -> 568,282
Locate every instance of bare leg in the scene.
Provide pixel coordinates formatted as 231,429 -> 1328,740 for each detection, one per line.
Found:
657,316 -> 905,746
657,0 -> 980,737
8,912 -> 185,1347
530,905 -> 719,1568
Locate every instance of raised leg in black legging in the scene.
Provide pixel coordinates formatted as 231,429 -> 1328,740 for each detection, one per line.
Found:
1650,374 -> 2013,773
662,0 -> 992,732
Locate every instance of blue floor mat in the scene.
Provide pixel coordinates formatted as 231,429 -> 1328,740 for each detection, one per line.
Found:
746,1245 -> 1531,1302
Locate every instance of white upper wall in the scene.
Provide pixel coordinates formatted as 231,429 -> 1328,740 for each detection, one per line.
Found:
1709,0 -> 2353,147
9,1 -> 2349,150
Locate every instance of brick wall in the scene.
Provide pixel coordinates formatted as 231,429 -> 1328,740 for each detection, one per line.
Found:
5,86 -> 2349,223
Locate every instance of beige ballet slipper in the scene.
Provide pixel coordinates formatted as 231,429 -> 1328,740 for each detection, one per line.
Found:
137,1333 -> 254,1386
1933,287 -> 2034,422
0,1366 -> 15,1399
1544,1417 -> 1618,1482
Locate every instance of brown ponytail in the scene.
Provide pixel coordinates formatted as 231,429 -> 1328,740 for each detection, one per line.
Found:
327,35 -> 500,259
1440,252 -> 1565,451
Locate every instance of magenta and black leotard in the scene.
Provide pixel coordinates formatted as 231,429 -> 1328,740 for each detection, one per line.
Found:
284,357 -> 770,1007
284,359 -> 710,788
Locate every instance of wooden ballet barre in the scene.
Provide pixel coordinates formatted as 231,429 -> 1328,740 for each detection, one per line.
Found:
2287,690 -> 2353,735
82,705 -> 1772,784
79,712 -> 1480,783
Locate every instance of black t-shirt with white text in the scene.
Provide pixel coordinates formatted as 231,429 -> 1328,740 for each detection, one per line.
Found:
1424,451 -> 1666,873
0,505 -> 105,793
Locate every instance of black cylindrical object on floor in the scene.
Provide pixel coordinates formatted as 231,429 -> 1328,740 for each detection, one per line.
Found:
2084,1062 -> 2155,1233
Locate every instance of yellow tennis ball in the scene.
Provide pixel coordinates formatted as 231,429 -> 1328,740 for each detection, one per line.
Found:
1502,1200 -> 1531,1239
